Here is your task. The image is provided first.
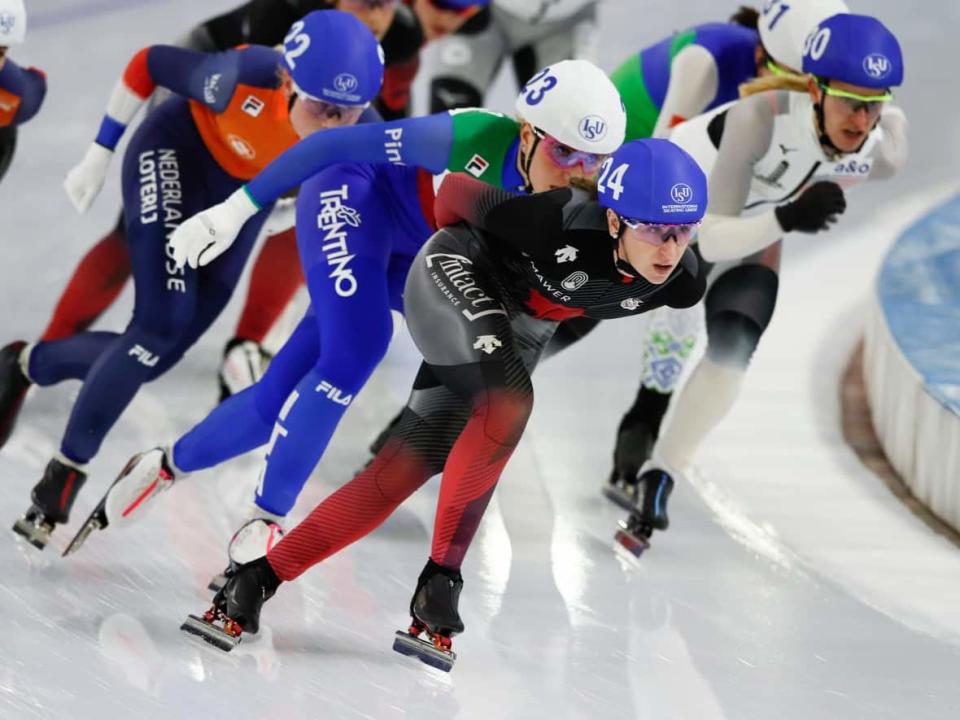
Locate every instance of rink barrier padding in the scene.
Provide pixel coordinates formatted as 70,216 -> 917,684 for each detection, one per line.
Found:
864,192 -> 960,531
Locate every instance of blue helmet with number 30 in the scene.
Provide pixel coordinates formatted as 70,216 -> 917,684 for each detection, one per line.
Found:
282,10 -> 385,106
597,139 -> 707,225
802,13 -> 904,88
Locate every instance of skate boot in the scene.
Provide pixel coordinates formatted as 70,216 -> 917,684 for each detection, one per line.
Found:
218,338 -> 272,402
181,556 -> 282,652
63,447 -> 177,557
603,421 -> 658,510
208,516 -> 285,593
614,467 -> 674,559
393,559 -> 464,672
13,456 -> 87,550
0,340 -> 31,449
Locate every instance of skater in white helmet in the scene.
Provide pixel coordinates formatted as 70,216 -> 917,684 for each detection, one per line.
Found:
0,0 -> 45,185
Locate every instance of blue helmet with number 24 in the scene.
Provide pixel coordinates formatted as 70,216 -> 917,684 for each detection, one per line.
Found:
802,13 -> 904,88
597,139 -> 707,225
282,10 -> 385,106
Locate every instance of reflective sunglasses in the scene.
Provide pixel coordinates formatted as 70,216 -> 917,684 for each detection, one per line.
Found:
532,127 -> 607,173
296,93 -> 367,124
619,217 -> 700,246
427,0 -> 480,15
818,83 -> 892,120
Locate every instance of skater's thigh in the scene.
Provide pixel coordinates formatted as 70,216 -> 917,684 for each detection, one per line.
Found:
254,310 -> 320,419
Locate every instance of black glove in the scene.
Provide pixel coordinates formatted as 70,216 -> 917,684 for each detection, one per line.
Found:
774,181 -> 847,233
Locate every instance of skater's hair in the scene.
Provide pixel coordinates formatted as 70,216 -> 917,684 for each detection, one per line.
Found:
729,6 -> 760,30
739,73 -> 810,98
569,175 -> 598,199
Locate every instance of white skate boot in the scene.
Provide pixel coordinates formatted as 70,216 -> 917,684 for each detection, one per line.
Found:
207,514 -> 285,593
62,447 -> 179,557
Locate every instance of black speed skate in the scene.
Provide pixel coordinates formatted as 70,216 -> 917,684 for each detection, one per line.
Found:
603,421 -> 658,510
181,556 -> 281,652
12,457 -> 87,550
0,340 -> 31,449
392,559 -> 464,672
614,468 -> 674,559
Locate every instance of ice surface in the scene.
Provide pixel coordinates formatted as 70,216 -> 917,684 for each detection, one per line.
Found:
2,2 -> 960,719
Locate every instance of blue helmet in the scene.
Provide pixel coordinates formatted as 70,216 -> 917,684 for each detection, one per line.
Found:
282,10 -> 385,106
597,139 -> 707,225
802,13 -> 904,88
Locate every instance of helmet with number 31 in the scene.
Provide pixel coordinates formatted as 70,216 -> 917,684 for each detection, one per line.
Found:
758,0 -> 849,73
597,139 -> 707,225
282,10 -> 385,107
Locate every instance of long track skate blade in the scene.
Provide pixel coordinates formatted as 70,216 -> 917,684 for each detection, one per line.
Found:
614,527 -> 651,559
180,614 -> 241,652
602,484 -> 637,511
62,511 -> 105,557
11,517 -> 51,551
392,631 -> 456,672
207,573 -> 227,593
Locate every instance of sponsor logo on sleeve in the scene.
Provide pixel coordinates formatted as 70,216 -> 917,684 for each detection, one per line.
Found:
317,185 -> 362,297
620,297 -> 643,311
465,154 -> 489,178
473,335 -> 503,355
202,73 -> 222,104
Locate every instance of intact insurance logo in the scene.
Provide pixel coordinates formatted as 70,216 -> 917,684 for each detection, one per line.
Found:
578,115 -> 607,143
863,53 -> 892,80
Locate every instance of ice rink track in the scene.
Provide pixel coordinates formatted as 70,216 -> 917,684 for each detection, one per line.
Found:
2,1 -> 960,718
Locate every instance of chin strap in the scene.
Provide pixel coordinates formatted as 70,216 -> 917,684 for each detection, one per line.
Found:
814,80 -> 877,157
518,133 -> 542,194
613,224 -> 641,278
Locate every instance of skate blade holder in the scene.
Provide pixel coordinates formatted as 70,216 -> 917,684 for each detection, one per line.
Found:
62,514 -> 105,557
602,484 -> 638,512
207,573 -> 228,594
614,520 -> 652,560
181,611 -> 243,653
12,514 -> 53,551
392,628 -> 456,673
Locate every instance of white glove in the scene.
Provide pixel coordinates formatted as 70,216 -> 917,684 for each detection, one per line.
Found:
64,143 -> 113,213
170,188 -> 260,269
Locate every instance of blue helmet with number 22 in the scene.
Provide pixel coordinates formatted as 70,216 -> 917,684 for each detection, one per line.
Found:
597,139 -> 707,225
802,13 -> 904,88
282,10 -> 385,106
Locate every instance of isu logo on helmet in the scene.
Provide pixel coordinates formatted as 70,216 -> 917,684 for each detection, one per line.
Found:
863,53 -> 892,80
670,183 -> 693,204
579,115 -> 607,143
334,73 -> 359,93
0,13 -> 15,34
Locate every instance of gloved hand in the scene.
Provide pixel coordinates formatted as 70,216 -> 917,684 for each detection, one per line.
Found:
774,181 -> 847,233
170,188 -> 259,269
64,143 -> 113,213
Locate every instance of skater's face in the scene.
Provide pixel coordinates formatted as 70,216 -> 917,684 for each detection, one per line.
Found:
413,0 -> 481,42
335,0 -> 399,40
282,71 -> 367,138
607,209 -> 693,284
518,123 -> 604,193
810,77 -> 891,154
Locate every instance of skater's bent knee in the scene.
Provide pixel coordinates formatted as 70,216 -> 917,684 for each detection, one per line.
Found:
705,311 -> 762,369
